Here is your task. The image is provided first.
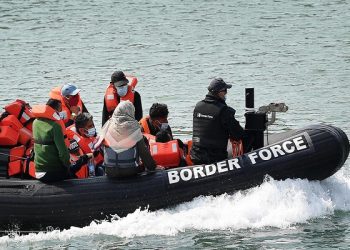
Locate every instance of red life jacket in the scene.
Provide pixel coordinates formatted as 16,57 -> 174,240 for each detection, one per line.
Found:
0,100 -> 36,178
104,76 -> 137,114
66,125 -> 104,166
0,114 -> 33,146
70,148 -> 88,179
4,99 -> 34,131
149,140 -> 182,169
49,86 -> 83,126
185,140 -> 193,166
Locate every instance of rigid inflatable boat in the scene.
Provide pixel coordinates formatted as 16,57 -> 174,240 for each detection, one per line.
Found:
0,123 -> 348,231
0,88 -> 349,231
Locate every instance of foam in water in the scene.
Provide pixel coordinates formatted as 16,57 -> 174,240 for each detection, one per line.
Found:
1,161 -> 350,244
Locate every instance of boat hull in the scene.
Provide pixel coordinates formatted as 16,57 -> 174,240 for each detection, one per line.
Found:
0,124 -> 348,231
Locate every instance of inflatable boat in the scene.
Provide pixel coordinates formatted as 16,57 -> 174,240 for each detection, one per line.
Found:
0,123 -> 348,231
0,88 -> 349,231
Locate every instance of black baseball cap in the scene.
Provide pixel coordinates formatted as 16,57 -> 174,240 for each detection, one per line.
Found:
207,78 -> 232,93
111,71 -> 129,87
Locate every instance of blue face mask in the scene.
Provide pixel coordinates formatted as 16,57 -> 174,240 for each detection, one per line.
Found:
160,123 -> 169,131
223,94 -> 227,101
85,127 -> 96,137
116,85 -> 128,97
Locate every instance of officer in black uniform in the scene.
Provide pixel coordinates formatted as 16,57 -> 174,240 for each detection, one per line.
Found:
190,78 -> 246,164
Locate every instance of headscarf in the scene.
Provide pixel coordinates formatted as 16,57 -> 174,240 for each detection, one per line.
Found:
97,101 -> 143,153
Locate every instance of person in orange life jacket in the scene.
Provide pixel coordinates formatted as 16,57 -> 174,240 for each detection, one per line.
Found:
32,99 -> 86,182
67,112 -> 105,176
102,71 -> 143,126
49,83 -> 88,127
96,100 -> 156,178
190,78 -> 246,165
140,103 -> 173,139
68,139 -> 93,178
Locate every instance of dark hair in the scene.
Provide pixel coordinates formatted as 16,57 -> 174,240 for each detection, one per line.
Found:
75,112 -> 93,130
46,98 -> 61,111
155,130 -> 171,143
149,103 -> 169,119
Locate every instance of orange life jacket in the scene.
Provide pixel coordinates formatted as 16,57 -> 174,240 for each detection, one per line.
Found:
149,140 -> 183,169
49,86 -> 83,126
142,133 -> 156,145
31,104 -> 65,133
31,104 -> 69,147
4,99 -> 34,131
0,145 -> 26,177
0,125 -> 18,146
0,114 -> 33,146
185,140 -> 193,166
23,146 -> 36,179
66,125 -> 104,166
139,116 -> 151,134
70,149 -> 88,179
104,76 -> 137,114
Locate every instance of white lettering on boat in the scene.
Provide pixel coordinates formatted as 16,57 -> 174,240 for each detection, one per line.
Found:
168,158 -> 241,184
248,135 -> 309,165
167,134 -> 311,185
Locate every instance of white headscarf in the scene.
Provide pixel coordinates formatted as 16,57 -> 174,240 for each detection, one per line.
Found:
97,101 -> 143,153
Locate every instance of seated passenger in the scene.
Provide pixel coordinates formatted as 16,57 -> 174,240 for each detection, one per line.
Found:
68,139 -> 93,178
66,112 -> 104,176
97,100 -> 156,178
32,99 -> 92,182
49,83 -> 89,127
139,103 -> 173,139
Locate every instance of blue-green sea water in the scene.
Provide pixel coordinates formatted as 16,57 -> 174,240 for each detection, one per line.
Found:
0,0 -> 349,249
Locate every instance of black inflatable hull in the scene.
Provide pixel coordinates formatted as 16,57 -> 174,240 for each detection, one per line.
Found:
0,124 -> 349,231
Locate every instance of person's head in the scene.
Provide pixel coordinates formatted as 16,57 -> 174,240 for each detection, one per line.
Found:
155,130 -> 172,143
207,78 -> 232,101
149,103 -> 169,130
61,84 -> 81,106
113,100 -> 135,120
46,98 -> 62,113
75,112 -> 96,138
111,71 -> 129,97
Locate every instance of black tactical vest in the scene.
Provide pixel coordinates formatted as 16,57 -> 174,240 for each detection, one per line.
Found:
192,97 -> 228,150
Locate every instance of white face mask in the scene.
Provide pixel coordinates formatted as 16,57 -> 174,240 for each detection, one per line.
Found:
85,127 -> 96,137
59,111 -> 67,120
116,85 -> 128,97
160,123 -> 169,131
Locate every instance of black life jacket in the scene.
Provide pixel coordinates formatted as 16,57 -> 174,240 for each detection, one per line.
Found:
192,95 -> 228,150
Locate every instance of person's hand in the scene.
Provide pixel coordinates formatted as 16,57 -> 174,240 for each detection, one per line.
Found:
156,165 -> 165,170
70,106 -> 81,118
86,153 -> 93,159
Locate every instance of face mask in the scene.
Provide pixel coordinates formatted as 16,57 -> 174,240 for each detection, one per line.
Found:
68,95 -> 80,106
160,123 -> 169,131
223,94 -> 227,101
85,127 -> 96,137
59,111 -> 67,120
116,85 -> 128,97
